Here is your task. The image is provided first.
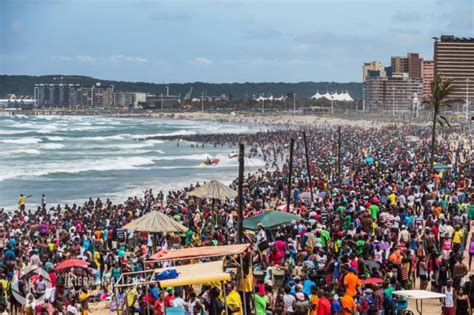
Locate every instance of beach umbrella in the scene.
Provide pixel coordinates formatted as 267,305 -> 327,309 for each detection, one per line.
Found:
123,210 -> 188,233
187,179 -> 237,200
243,210 -> 302,230
55,259 -> 89,271
361,278 -> 384,285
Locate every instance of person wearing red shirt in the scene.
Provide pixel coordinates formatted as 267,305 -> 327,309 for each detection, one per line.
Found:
164,289 -> 175,308
154,292 -> 164,315
317,292 -> 331,315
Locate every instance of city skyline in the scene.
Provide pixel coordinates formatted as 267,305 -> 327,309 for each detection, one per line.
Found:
1,0 -> 472,84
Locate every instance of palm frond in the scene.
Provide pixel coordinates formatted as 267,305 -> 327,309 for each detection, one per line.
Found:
439,115 -> 451,127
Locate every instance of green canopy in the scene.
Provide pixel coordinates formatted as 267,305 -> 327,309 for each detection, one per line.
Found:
243,210 -> 302,230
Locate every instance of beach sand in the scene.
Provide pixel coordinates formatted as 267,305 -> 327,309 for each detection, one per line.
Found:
152,112 -> 393,129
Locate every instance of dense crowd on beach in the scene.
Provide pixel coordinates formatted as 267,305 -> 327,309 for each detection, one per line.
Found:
0,122 -> 473,315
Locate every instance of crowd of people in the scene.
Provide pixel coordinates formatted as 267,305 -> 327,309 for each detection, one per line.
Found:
0,123 -> 472,315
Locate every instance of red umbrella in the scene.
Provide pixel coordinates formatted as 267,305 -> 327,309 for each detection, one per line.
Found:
54,259 -> 89,271
361,278 -> 384,285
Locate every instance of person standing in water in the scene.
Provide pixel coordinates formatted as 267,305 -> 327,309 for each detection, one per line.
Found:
18,194 -> 26,211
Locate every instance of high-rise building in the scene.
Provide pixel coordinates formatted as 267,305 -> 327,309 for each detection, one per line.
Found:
384,77 -> 423,111
434,35 -> 474,104
34,84 -> 76,108
364,77 -> 386,110
363,61 -> 386,82
364,76 -> 423,111
93,83 -> 114,108
34,83 -> 114,108
422,60 -> 434,98
114,92 -> 147,108
391,53 -> 422,78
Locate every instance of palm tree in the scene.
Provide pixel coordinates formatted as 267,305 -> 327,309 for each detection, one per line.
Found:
424,74 -> 456,170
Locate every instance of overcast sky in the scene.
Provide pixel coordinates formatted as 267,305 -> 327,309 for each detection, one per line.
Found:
1,0 -> 472,83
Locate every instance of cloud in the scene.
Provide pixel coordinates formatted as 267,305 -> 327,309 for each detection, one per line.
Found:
192,57 -> 214,65
51,55 -> 148,65
391,11 -> 423,23
76,55 -> 97,64
51,55 -> 96,64
110,55 -> 148,63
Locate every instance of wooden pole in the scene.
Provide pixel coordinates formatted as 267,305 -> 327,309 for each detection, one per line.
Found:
286,138 -> 294,212
237,143 -> 245,244
303,132 -> 314,203
337,126 -> 342,185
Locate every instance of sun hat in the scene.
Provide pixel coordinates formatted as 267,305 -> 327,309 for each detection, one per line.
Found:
296,292 -> 305,301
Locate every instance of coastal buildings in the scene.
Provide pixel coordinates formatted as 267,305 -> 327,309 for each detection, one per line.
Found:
422,60 -> 434,98
434,35 -> 474,105
391,53 -> 422,78
34,84 -> 76,108
34,83 -> 114,108
113,92 -> 146,108
363,54 -> 424,111
363,61 -> 386,82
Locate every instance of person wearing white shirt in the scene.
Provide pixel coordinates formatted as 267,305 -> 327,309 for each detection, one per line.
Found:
172,292 -> 186,309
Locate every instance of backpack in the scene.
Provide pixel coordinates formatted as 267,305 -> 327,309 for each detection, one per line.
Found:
155,269 -> 179,281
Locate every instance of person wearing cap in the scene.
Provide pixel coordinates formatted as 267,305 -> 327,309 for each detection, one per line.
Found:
164,287 -> 175,308
294,291 -> 310,315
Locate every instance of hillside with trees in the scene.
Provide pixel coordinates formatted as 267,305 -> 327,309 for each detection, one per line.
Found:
0,75 -> 362,100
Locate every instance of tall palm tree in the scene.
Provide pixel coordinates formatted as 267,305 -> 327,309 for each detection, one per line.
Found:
424,74 -> 456,170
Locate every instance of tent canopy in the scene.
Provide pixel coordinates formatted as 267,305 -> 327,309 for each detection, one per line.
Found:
393,290 -> 446,299
150,244 -> 250,261
243,210 -> 302,230
187,179 -> 237,200
123,211 -> 188,233
154,260 -> 230,288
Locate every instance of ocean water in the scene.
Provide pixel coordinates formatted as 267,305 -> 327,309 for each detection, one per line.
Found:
0,115 -> 263,210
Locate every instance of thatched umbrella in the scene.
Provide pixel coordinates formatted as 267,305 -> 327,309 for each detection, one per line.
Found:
187,179 -> 237,200
123,210 -> 188,233
187,179 -> 237,227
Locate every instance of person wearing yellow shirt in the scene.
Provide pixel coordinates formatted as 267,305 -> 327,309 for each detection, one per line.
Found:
225,282 -> 242,315
18,194 -> 26,211
388,193 -> 397,206
93,251 -> 101,270
453,226 -> 464,254
126,286 -> 138,314
79,287 -> 90,315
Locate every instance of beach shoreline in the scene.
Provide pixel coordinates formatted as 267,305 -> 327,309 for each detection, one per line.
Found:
150,111 -> 396,129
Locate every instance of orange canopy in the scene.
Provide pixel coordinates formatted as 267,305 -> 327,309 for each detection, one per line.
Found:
150,243 -> 250,261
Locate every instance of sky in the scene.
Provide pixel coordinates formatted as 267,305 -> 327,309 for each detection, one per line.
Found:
1,0 -> 472,83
